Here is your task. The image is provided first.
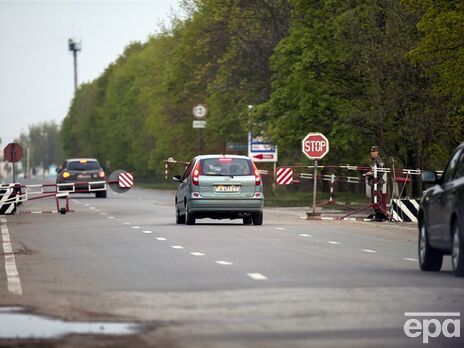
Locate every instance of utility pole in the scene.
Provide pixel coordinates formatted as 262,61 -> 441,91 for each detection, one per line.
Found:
68,38 -> 81,93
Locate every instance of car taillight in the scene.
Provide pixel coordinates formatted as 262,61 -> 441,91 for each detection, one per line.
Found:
252,163 -> 261,186
98,170 -> 105,178
192,162 -> 201,186
62,171 -> 71,179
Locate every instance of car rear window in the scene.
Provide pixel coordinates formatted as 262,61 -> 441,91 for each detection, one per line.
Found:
201,158 -> 252,176
67,160 -> 101,171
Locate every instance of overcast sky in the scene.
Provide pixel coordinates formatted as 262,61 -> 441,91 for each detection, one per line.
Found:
0,0 -> 181,148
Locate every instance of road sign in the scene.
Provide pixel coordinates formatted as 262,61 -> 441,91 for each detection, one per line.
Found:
109,170 -> 133,193
302,133 -> 329,160
192,104 -> 208,119
193,120 -> 207,128
4,143 -> 23,163
118,172 -> 134,188
276,167 -> 293,185
248,131 -> 278,162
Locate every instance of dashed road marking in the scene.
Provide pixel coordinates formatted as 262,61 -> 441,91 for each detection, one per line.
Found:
108,216 -> 115,219
216,261 -> 233,266
404,258 -> 418,262
84,204 -> 89,207
156,237 -> 167,241
299,233 -> 312,237
101,213 -> 107,216
171,245 -> 184,249
143,230 -> 153,234
362,249 -> 377,253
190,252 -> 205,256
276,227 -> 286,231
328,241 -> 340,245
247,273 -> 267,280
123,222 -> 130,225
0,217 -> 22,296
131,226 -> 140,229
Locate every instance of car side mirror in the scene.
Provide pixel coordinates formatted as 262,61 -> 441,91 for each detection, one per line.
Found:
172,175 -> 182,182
421,170 -> 437,184
55,167 -> 61,174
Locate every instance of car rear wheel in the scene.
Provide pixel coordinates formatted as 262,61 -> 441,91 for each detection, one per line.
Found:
176,206 -> 185,224
252,212 -> 263,226
243,216 -> 252,225
185,203 -> 195,225
418,221 -> 443,272
451,221 -> 464,277
96,190 -> 107,198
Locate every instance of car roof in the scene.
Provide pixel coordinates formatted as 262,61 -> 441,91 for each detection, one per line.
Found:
196,154 -> 251,160
66,158 -> 99,162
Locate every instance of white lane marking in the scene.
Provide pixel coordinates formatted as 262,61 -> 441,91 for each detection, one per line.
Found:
123,222 -> 130,225
247,273 -> 267,280
171,245 -> 184,249
190,252 -> 205,256
216,261 -> 233,265
142,230 -> 153,234
156,237 -> 167,241
101,213 -> 107,216
0,218 -> 23,296
362,249 -> 377,253
321,217 -> 335,220
108,216 -> 115,219
84,204 -> 89,207
328,241 -> 340,245
276,227 -> 286,231
404,258 -> 418,262
131,226 -> 140,229
299,216 -> 307,219
299,233 -> 312,237
89,207 -> 95,210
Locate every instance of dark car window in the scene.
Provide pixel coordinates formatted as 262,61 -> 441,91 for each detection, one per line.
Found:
182,160 -> 195,181
454,149 -> 464,179
66,161 -> 101,171
201,158 -> 252,176
442,149 -> 462,183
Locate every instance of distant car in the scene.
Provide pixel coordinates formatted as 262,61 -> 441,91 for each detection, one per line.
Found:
173,155 -> 264,225
56,158 -> 107,198
418,142 -> 464,277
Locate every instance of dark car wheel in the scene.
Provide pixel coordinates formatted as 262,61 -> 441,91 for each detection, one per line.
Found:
252,212 -> 263,226
185,203 -> 196,225
451,221 -> 464,277
96,190 -> 107,198
176,206 -> 185,224
243,216 -> 253,225
418,221 -> 443,272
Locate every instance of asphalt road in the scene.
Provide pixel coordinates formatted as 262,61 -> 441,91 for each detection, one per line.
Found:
1,185 -> 463,347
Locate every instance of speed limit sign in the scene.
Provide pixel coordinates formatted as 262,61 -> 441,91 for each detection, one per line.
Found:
192,104 -> 208,119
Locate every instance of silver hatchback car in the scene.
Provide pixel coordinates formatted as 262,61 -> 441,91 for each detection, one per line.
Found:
173,155 -> 264,225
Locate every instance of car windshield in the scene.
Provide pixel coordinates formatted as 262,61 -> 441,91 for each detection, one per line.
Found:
201,158 -> 252,176
67,161 -> 101,171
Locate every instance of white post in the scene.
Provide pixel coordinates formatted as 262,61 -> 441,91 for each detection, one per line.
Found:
312,160 -> 318,213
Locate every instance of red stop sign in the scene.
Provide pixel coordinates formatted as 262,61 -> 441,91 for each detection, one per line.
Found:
4,143 -> 23,163
302,133 -> 329,160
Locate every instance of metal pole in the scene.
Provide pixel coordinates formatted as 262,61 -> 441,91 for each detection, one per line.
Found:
73,50 -> 78,93
27,147 -> 30,179
272,162 -> 276,193
312,159 -> 318,213
11,147 -> 16,183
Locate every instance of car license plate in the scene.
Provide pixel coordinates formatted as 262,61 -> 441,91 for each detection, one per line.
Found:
214,185 -> 240,193
77,174 -> 90,179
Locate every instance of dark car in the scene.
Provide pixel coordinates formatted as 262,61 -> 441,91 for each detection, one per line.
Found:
56,158 -> 107,198
418,142 -> 464,277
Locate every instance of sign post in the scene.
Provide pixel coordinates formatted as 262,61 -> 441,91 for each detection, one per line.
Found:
192,104 -> 207,153
4,143 -> 24,183
301,133 -> 329,216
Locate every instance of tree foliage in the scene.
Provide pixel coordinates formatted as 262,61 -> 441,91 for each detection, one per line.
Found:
60,0 -> 462,179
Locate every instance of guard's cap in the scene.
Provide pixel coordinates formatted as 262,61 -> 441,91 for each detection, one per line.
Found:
370,146 -> 380,152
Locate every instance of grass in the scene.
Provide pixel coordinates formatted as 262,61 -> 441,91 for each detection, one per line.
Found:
137,180 -> 370,209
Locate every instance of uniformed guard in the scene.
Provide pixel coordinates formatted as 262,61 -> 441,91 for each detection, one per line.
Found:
363,146 -> 386,221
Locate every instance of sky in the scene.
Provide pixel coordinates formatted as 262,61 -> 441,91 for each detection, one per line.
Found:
0,0 -> 181,149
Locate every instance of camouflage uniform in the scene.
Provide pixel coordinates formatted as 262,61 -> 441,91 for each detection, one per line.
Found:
366,148 -> 385,219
